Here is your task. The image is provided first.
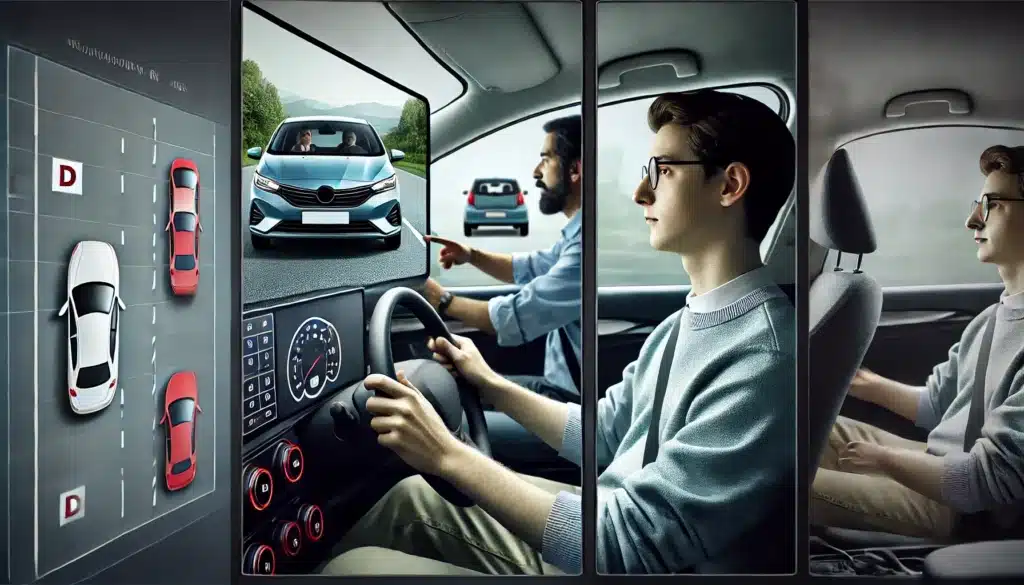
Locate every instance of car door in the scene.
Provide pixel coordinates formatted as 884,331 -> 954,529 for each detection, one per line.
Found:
831,125 -> 1014,439
401,104 -> 584,485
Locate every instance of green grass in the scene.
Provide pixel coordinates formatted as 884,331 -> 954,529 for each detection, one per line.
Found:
394,161 -> 426,178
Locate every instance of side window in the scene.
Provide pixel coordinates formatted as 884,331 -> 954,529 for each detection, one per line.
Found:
597,85 -> 787,287
430,104 -> 582,287
841,126 -> 1014,286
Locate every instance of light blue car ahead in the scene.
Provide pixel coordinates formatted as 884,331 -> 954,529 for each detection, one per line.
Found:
463,178 -> 529,237
246,116 -> 404,250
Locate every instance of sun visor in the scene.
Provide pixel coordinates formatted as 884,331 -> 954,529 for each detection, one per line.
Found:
391,2 -> 559,93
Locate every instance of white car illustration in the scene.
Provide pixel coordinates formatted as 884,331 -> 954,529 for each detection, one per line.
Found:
58,241 -> 126,414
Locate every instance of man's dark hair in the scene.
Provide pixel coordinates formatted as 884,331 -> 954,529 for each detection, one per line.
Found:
542,114 -> 582,167
980,145 -> 1024,196
647,90 -> 795,242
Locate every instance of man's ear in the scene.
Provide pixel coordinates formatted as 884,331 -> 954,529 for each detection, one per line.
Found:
570,159 -> 583,184
719,162 -> 751,208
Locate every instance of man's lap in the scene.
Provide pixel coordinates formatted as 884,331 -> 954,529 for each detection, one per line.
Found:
323,473 -> 577,575
811,417 -> 954,538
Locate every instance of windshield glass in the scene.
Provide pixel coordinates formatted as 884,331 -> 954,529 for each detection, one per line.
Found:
174,255 -> 196,271
172,168 -> 198,189
173,212 -> 197,232
77,363 -> 111,389
168,398 -> 195,426
267,120 -> 385,157
472,179 -> 520,194
72,283 -> 115,316
171,459 -> 192,474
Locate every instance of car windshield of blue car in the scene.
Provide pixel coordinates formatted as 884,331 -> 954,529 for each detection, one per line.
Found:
77,363 -> 111,389
174,212 -> 197,232
267,120 -> 386,157
169,398 -> 195,425
171,459 -> 192,474
172,168 -> 198,189
72,282 -> 115,315
472,179 -> 520,194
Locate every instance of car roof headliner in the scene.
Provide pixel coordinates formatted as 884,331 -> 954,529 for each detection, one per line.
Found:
810,0 -> 1024,174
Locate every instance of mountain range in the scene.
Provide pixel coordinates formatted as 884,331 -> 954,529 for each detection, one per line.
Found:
276,90 -> 403,134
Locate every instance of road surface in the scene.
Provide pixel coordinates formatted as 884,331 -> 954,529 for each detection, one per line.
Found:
241,166 -> 428,303
5,47 -> 222,579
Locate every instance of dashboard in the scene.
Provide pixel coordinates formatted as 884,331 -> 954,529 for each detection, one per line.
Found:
239,288 -> 366,575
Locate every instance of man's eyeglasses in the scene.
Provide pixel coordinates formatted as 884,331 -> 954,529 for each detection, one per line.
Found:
971,194 -> 1024,222
641,156 -> 706,190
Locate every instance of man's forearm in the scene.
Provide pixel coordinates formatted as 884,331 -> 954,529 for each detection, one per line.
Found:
440,440 -> 557,550
864,378 -> 925,421
488,375 -> 570,452
469,248 -> 516,284
878,446 -> 946,503
446,296 -> 496,335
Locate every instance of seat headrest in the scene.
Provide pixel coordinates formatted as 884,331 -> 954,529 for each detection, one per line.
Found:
811,148 -> 877,254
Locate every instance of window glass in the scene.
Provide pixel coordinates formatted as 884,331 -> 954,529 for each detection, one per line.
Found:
430,104 -> 581,287
72,283 -> 115,316
172,168 -> 198,189
597,86 -> 788,287
840,126 -> 1013,286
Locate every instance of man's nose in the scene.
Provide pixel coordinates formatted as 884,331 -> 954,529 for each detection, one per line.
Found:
633,179 -> 652,205
966,201 -> 984,230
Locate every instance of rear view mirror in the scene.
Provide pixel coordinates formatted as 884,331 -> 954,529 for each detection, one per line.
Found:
462,190 -> 468,195
390,149 -> 405,162
523,190 -> 528,195
245,146 -> 262,160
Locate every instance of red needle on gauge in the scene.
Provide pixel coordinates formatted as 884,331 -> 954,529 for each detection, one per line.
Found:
304,355 -> 323,382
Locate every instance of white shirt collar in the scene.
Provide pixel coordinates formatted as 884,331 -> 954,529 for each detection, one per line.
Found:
1001,290 -> 1024,310
687,265 -> 776,313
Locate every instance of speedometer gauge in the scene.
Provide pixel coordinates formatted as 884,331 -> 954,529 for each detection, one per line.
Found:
286,317 -> 342,402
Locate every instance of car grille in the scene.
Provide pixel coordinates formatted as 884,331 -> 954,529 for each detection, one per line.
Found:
272,220 -> 380,234
276,183 -> 376,208
386,205 -> 401,226
249,204 -> 264,225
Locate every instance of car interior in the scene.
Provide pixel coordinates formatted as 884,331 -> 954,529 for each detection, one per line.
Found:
234,0 -> 801,575
808,2 -> 1024,580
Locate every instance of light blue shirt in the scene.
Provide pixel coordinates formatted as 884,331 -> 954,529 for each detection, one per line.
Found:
487,211 -> 582,394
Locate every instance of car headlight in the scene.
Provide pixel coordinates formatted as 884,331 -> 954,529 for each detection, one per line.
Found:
371,175 -> 397,192
253,172 -> 279,193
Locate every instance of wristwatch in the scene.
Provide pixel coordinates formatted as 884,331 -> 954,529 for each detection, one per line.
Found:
438,291 -> 454,317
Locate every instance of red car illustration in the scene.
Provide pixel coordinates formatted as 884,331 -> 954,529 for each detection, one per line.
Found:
167,158 -> 202,296
160,371 -> 202,491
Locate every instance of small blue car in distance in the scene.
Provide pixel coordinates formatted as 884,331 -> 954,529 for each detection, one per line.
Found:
463,178 -> 529,237
245,116 -> 405,250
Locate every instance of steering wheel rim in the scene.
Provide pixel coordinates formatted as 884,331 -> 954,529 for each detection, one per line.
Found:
365,287 -> 490,506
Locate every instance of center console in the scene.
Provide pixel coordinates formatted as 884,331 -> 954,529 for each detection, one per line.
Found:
240,289 -> 365,575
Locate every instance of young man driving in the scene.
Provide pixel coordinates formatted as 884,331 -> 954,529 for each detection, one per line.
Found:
810,144 -> 1024,539
420,116 -> 583,402
322,90 -> 796,575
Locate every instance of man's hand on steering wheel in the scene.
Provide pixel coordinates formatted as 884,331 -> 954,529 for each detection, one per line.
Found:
427,334 -> 504,404
364,371 -> 463,477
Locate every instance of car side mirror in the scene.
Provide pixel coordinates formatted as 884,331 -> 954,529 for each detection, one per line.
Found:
245,146 -> 263,160
522,190 -> 528,195
390,149 -> 405,162
462,190 -> 468,195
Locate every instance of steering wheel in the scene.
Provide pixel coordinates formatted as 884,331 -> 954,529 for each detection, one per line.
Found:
338,287 -> 490,507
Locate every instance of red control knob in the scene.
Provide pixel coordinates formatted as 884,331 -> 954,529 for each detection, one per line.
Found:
244,543 -> 275,575
274,440 -> 304,483
298,504 -> 324,542
274,520 -> 302,557
244,465 -> 273,511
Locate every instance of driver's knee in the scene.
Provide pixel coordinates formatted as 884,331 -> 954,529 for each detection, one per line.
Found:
370,475 -> 451,526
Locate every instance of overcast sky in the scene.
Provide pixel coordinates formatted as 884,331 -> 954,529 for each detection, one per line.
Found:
244,2 -> 462,110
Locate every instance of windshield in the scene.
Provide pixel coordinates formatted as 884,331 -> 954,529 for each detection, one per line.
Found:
267,120 -> 385,157
77,363 -> 111,389
173,254 -> 196,271
172,168 -> 198,189
168,398 -> 195,426
472,179 -> 520,194
173,212 -> 197,232
72,283 -> 115,316
171,459 -> 192,474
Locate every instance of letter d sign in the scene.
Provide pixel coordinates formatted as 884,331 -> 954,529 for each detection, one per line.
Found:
59,485 -> 85,526
51,157 -> 83,195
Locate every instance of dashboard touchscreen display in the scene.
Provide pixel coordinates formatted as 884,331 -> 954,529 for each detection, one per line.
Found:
241,289 -> 365,439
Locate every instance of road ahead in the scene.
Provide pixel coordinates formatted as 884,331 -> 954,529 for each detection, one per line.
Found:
241,166 -> 428,304
5,47 -> 222,580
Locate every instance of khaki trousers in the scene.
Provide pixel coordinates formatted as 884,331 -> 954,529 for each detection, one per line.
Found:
321,474 -> 579,575
810,416 -> 955,539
